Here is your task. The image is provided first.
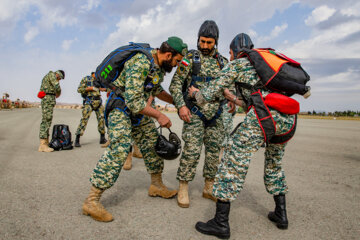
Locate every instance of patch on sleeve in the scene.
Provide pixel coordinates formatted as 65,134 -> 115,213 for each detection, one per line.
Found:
181,58 -> 190,66
142,69 -> 148,77
152,73 -> 159,84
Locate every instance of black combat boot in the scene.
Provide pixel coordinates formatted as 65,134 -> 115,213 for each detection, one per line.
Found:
268,194 -> 288,229
75,135 -> 81,147
195,200 -> 230,239
99,134 -> 107,144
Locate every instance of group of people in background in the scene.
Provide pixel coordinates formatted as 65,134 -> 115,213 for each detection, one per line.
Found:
38,19 -> 297,239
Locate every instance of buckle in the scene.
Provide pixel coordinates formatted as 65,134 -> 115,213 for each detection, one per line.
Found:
191,106 -> 199,113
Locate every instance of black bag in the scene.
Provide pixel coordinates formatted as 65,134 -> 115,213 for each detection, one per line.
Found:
94,42 -> 154,90
49,124 -> 73,151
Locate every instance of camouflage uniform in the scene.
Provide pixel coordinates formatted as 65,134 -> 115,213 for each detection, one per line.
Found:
195,58 -> 296,201
75,76 -> 105,136
221,97 -> 234,148
170,49 -> 228,182
90,50 -> 165,189
39,71 -> 61,139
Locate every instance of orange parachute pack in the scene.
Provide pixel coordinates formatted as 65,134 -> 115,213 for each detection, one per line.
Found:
239,48 -> 310,97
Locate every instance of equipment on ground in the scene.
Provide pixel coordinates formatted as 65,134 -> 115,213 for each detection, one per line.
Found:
49,124 -> 73,150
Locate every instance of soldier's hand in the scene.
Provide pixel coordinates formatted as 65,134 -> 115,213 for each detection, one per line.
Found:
157,113 -> 172,128
179,106 -> 191,123
227,101 -> 236,113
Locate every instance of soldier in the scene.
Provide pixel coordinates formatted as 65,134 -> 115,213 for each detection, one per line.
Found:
169,20 -> 233,208
190,33 -> 297,239
82,36 -> 188,222
38,70 -> 65,152
74,72 -> 107,147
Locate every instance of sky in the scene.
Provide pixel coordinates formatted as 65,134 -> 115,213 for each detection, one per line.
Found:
0,0 -> 359,112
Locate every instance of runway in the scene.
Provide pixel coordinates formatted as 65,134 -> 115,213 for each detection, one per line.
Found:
0,108 -> 359,239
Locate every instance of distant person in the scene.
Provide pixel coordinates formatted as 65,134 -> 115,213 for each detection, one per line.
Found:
190,33 -> 301,239
82,37 -> 188,222
169,20 -> 232,208
38,70 -> 65,152
74,72 -> 107,147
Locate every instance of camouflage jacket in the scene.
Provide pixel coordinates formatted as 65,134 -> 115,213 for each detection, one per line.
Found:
197,58 -> 271,105
196,58 -> 296,133
40,71 -> 61,95
169,48 -> 228,120
112,49 -> 165,114
77,76 -> 101,97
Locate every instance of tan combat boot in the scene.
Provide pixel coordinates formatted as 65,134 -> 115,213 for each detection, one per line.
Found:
38,139 -> 54,152
123,152 -> 132,170
100,139 -> 110,148
82,186 -> 113,222
177,180 -> 189,208
148,173 -> 178,198
203,178 -> 217,202
133,144 -> 143,158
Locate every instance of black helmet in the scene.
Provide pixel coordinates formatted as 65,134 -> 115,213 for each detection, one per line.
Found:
155,127 -> 181,160
198,20 -> 219,44
230,33 -> 254,58
49,138 -> 62,151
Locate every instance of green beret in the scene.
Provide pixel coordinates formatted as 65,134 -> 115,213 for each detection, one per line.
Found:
167,36 -> 188,56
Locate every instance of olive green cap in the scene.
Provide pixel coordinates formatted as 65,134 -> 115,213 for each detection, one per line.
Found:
167,36 -> 188,56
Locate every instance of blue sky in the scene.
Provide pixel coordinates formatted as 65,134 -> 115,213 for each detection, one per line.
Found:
1,0 -> 359,112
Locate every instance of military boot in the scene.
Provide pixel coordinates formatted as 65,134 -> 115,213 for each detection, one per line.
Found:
203,178 -> 217,202
177,180 -> 189,208
133,144 -> 143,158
148,173 -> 177,198
75,135 -> 81,147
101,140 -> 110,148
268,194 -> 288,229
195,200 -> 231,239
82,186 -> 113,222
123,152 -> 132,170
38,139 -> 54,152
100,134 -> 107,144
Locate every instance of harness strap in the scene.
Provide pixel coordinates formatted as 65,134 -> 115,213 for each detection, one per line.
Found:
104,92 -> 144,127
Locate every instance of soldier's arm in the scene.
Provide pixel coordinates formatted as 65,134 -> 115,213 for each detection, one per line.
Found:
194,62 -> 238,106
123,54 -> 150,114
169,56 -> 191,110
77,77 -> 87,94
49,72 -> 61,94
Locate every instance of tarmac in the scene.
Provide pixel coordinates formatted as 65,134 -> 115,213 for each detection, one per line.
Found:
0,108 -> 359,240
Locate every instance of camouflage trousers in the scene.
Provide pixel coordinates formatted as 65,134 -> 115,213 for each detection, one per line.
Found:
213,108 -> 295,202
39,95 -> 56,139
75,101 -> 105,136
177,114 -> 224,182
90,109 -> 164,189
221,103 -> 234,148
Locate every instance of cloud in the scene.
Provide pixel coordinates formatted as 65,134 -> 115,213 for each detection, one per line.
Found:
24,26 -> 39,43
80,0 -> 100,12
305,5 -> 336,26
62,38 -> 78,51
257,23 -> 288,43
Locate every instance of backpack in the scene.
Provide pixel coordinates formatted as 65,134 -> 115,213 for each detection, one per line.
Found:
239,48 -> 310,97
49,124 -> 73,151
94,42 -> 155,93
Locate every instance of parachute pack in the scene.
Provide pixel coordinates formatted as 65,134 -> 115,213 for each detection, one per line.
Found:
49,124 -> 73,151
94,42 -> 155,93
239,48 -> 310,97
